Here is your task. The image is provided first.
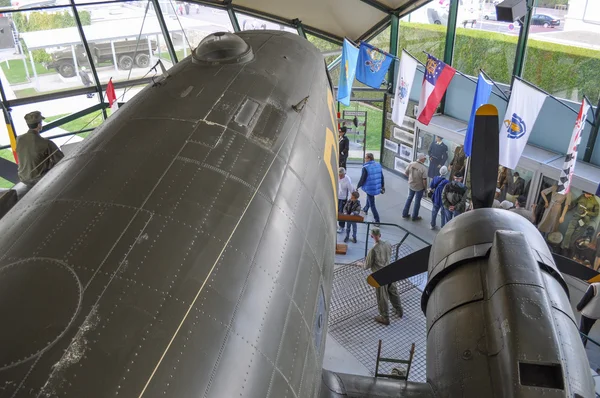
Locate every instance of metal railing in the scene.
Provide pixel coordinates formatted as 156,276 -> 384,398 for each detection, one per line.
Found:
337,214 -> 431,259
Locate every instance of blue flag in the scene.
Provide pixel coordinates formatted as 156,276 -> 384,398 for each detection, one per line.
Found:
337,39 -> 359,106
355,42 -> 393,89
464,73 -> 493,157
596,182 -> 600,197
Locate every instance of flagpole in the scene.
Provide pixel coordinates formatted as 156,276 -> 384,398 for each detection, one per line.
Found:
479,69 -> 510,102
512,75 -> 594,128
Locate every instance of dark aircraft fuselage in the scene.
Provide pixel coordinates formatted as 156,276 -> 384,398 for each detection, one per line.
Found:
0,31 -> 338,398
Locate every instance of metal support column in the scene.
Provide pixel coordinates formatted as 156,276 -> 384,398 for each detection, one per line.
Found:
379,93 -> 388,157
0,78 -> 18,162
512,0 -> 534,80
388,14 -> 399,93
150,0 -> 178,63
292,19 -> 307,39
110,41 -> 118,72
584,98 -> 600,163
226,1 -> 241,32
70,44 -> 80,73
28,50 -> 38,91
71,0 -> 107,118
441,0 -> 458,114
443,0 -> 458,66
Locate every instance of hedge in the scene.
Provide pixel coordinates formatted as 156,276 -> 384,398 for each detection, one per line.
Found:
398,22 -> 600,102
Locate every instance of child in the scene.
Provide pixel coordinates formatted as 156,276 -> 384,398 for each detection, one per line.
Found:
343,191 -> 362,243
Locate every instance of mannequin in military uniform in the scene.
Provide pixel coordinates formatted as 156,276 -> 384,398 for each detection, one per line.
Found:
560,192 -> 599,256
449,144 -> 465,181
16,111 -> 64,187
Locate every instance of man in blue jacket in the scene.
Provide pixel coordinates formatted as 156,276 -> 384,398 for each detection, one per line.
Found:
429,166 -> 449,230
357,153 -> 384,225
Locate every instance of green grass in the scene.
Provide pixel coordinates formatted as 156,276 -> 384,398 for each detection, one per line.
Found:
0,59 -> 53,85
0,148 -> 15,163
14,87 -> 65,99
339,102 -> 383,152
0,177 -> 13,189
159,49 -> 187,62
45,110 -> 107,136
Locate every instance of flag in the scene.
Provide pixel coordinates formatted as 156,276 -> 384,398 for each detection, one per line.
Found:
557,99 -> 591,194
464,73 -> 493,157
417,54 -> 456,126
499,79 -> 546,169
596,182 -> 600,197
391,50 -> 418,126
337,39 -> 359,107
355,42 -> 393,89
106,78 -> 118,110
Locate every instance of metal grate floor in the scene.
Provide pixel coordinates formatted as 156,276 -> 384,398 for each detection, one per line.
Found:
328,243 -> 428,382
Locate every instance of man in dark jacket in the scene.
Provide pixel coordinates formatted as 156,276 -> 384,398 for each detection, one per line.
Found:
429,166 -> 449,229
79,67 -> 94,98
357,153 -> 384,224
428,136 -> 448,179
16,111 -> 64,188
506,171 -> 525,201
338,125 -> 350,169
442,171 -> 467,221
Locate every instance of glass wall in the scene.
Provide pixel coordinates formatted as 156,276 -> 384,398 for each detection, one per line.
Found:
398,1 -> 448,64
523,5 -> 598,102
1,7 -> 92,99
156,1 -> 234,57
533,176 -> 600,268
236,12 -> 296,34
452,0 -> 518,83
75,2 -> 171,84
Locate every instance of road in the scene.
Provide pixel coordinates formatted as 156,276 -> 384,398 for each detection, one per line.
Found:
460,18 -> 564,36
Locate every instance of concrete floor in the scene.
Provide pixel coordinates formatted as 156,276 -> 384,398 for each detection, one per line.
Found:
325,165 -> 600,392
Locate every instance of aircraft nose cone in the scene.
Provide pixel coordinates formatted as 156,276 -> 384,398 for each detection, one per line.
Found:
193,32 -> 254,65
0,259 -> 81,370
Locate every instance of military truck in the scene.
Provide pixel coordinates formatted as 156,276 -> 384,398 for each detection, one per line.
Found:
46,39 -> 157,78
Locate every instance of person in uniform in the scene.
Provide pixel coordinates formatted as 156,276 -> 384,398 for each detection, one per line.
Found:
427,136 -> 448,179
505,171 -> 525,203
449,144 -> 465,181
364,228 -> 403,325
338,126 -> 349,169
577,282 -> 600,347
16,111 -> 64,188
561,192 -> 599,256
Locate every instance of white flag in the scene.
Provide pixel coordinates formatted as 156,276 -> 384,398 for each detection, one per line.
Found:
499,79 -> 547,169
391,50 -> 418,126
557,99 -> 591,194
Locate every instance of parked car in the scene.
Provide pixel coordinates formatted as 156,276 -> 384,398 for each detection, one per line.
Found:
45,39 -> 157,78
483,11 -> 497,20
531,14 -> 560,28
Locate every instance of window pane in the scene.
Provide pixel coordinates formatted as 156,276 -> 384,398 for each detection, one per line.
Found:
156,2 -> 234,57
398,2 -> 448,65
235,12 -> 296,34
0,7 -> 100,99
74,1 -> 171,85
306,33 -> 340,65
453,0 -> 517,84
523,5 -> 598,102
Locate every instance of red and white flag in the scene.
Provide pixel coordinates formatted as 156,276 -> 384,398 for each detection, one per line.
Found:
557,99 -> 591,194
417,54 -> 456,125
106,79 -> 118,110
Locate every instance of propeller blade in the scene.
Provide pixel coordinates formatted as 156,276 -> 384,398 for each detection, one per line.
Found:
553,253 -> 600,282
367,246 -> 431,287
470,104 -> 499,209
